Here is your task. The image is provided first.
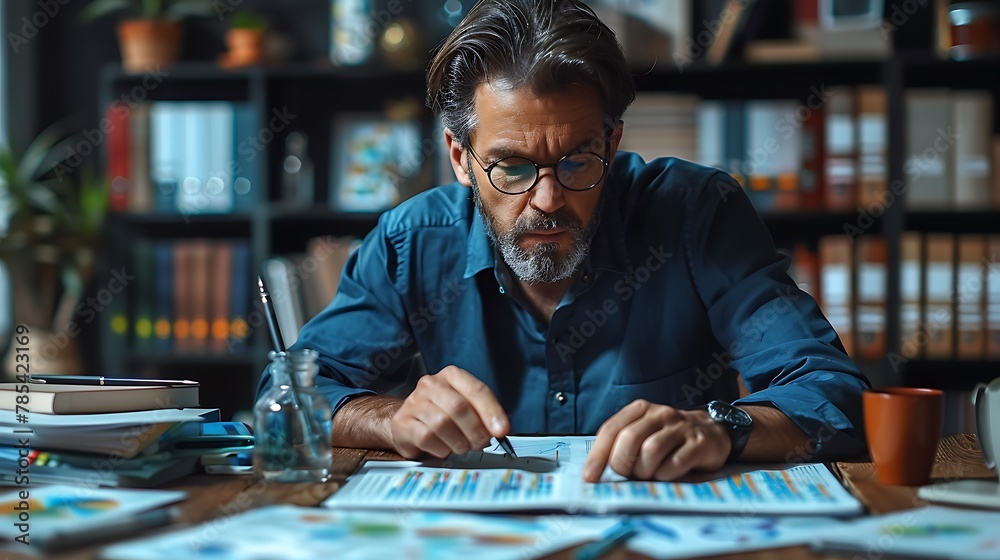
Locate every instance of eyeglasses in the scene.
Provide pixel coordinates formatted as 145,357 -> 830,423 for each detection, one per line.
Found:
466,143 -> 609,195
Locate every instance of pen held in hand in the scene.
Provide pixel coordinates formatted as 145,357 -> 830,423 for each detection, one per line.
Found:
497,436 -> 518,458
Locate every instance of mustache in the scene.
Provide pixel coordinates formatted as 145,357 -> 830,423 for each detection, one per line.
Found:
508,210 -> 582,237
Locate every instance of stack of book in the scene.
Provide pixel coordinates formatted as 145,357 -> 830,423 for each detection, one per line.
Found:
0,377 -> 218,488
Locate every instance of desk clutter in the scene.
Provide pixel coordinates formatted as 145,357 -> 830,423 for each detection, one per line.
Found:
0,377 -> 254,488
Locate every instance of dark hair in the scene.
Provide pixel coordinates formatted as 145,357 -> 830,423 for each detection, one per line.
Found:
426,0 -> 635,147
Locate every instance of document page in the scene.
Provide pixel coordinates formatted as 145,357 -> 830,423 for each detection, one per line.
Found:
324,436 -> 862,515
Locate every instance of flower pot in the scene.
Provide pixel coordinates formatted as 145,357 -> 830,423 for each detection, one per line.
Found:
116,19 -> 182,74
220,28 -> 265,68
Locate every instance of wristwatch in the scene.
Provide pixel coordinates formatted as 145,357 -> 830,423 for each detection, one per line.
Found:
702,400 -> 753,462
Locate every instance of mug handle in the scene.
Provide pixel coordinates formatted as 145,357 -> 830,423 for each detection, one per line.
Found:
973,383 -> 995,470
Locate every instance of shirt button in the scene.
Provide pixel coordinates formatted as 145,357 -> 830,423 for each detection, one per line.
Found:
554,392 -> 567,405
582,274 -> 590,283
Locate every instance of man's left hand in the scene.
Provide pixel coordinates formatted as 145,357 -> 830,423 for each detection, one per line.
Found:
583,399 -> 731,482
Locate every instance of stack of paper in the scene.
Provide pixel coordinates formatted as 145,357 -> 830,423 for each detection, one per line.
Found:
0,408 -> 215,456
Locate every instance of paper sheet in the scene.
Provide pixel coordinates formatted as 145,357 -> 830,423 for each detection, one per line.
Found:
101,505 -> 618,560
812,505 -> 1000,559
324,436 -> 863,515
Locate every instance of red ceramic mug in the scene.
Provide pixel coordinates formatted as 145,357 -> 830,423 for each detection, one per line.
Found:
863,388 -> 944,486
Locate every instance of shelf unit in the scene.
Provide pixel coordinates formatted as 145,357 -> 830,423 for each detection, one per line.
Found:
95,53 -> 1000,417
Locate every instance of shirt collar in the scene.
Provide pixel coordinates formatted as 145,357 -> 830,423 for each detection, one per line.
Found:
464,202 -> 495,279
462,182 -> 634,280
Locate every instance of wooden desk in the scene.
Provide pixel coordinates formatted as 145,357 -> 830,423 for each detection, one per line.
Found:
12,434 -> 995,560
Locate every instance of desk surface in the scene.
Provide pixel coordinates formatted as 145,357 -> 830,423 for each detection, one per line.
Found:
9,434 -> 996,560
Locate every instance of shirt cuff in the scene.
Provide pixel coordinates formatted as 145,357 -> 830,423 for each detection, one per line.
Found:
734,381 -> 867,461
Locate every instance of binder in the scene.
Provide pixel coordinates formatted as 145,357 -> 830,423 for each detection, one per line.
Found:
956,235 -> 986,359
923,234 -> 955,359
855,236 -> 887,360
899,233 -> 922,359
819,235 -> 854,356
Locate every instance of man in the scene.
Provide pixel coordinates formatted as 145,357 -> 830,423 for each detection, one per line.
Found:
259,0 -> 869,481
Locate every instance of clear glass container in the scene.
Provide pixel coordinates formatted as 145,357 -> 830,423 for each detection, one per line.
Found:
253,349 -> 332,482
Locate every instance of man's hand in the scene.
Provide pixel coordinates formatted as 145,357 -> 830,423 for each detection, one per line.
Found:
583,399 -> 730,482
390,365 -> 511,459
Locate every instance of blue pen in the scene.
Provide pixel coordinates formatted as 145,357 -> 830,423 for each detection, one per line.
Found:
573,521 -> 638,560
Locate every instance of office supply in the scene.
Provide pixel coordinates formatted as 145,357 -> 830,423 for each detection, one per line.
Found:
165,421 -> 254,450
574,521 -> 637,560
28,375 -> 198,387
0,486 -> 185,550
496,435 -> 518,458
0,381 -> 199,414
812,505 -> 1000,560
258,275 -> 287,353
325,436 -> 864,515
100,504 -> 616,560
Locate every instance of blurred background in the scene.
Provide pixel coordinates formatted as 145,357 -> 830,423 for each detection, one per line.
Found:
1,0 -> 999,430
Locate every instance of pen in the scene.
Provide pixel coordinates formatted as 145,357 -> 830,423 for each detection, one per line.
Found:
42,506 -> 180,552
497,436 -> 518,458
29,375 -> 198,387
573,522 -> 638,560
258,276 -> 287,353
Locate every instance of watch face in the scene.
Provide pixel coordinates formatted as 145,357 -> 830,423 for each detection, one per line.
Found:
709,401 -> 753,427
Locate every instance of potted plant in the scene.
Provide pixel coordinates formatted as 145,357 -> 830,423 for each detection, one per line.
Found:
0,125 -> 107,377
219,11 -> 267,68
82,0 -> 216,73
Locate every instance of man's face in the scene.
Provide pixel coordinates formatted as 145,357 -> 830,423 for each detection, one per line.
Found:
450,83 -> 621,284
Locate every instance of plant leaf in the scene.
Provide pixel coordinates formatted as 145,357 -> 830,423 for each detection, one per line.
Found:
81,0 -> 135,22
164,0 -> 216,21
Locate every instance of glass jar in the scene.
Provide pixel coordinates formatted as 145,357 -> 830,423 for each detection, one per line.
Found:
253,349 -> 332,482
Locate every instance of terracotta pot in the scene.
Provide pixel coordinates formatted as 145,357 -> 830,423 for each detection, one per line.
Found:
116,19 -> 182,74
221,28 -> 265,68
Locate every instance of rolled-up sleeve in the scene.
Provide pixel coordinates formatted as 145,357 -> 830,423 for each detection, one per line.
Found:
685,172 -> 870,460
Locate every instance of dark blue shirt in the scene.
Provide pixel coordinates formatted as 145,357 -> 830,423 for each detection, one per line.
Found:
261,153 -> 870,459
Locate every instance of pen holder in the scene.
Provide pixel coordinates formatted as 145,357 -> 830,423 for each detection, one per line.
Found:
253,349 -> 332,482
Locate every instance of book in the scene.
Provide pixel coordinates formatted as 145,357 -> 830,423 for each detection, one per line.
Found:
956,235 -> 986,359
0,382 -> 199,415
905,89 -> 952,209
952,90 -> 994,209
899,232 -> 922,359
819,235 -> 854,356
824,86 -> 856,210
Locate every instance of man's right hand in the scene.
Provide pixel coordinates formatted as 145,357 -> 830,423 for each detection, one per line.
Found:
390,365 -> 511,459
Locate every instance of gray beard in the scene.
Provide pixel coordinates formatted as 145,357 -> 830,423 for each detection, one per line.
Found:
469,159 -> 599,284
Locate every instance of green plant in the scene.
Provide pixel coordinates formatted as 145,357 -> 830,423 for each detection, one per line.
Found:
230,10 -> 266,30
0,125 -> 108,328
81,0 -> 216,22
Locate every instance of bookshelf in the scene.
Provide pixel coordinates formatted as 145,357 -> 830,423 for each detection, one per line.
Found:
93,40 -> 1000,421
